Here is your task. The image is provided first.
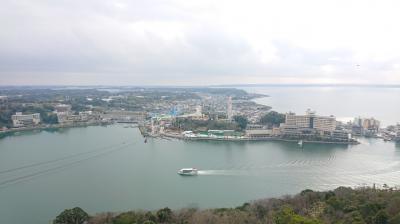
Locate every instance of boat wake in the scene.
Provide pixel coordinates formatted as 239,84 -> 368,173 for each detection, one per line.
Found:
197,170 -> 247,176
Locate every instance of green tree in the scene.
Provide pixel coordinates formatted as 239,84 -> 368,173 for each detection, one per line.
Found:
112,212 -> 135,224
389,212 -> 400,224
157,207 -> 173,223
374,210 -> 389,224
53,207 -> 89,224
233,115 -> 248,130
260,111 -> 285,126
326,196 -> 345,210
274,206 -> 322,224
42,113 -> 59,124
143,221 -> 156,224
144,211 -> 157,223
343,211 -> 366,224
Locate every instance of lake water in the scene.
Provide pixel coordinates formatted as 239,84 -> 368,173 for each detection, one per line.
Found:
1,87 -> 400,224
243,86 -> 400,126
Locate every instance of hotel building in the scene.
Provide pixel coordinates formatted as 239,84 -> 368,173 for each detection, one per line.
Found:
11,112 -> 41,127
280,109 -> 349,141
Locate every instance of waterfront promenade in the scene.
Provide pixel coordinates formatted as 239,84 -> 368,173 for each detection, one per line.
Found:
148,130 -> 360,145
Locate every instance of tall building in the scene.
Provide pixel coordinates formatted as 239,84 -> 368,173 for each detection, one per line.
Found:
352,117 -> 380,136
195,105 -> 202,116
361,118 -> 380,131
227,96 -> 233,120
281,109 -> 337,137
11,112 -> 41,127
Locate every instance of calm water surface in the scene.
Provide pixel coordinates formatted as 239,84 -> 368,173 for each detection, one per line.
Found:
1,87 -> 400,224
244,86 -> 400,126
0,125 -> 399,224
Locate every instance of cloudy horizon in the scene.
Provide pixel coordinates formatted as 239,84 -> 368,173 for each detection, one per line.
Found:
1,0 -> 400,86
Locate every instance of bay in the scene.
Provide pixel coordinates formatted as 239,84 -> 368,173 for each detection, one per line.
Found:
243,86 -> 400,126
0,86 -> 400,224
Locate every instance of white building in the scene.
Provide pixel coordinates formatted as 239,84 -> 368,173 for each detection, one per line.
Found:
57,111 -> 96,124
54,104 -> 72,113
281,110 -> 336,134
11,112 -> 41,127
0,96 -> 7,104
280,109 -> 344,140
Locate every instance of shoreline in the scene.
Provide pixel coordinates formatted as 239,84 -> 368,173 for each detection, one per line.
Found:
157,131 -> 359,145
0,121 -> 113,137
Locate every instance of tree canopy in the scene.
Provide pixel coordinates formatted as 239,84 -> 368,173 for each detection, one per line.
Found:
260,111 -> 285,126
53,207 -> 89,224
233,115 -> 248,130
54,187 -> 400,224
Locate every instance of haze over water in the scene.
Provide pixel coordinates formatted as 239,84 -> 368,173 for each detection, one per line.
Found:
0,86 -> 399,224
244,86 -> 400,126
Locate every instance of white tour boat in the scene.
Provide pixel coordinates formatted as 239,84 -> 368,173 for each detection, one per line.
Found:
177,168 -> 198,176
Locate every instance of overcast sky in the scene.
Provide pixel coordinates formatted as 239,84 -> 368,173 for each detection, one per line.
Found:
1,0 -> 400,86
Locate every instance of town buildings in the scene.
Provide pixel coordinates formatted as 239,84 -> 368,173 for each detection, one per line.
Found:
0,96 -> 7,105
54,104 -> 72,113
102,110 -> 147,123
352,117 -> 381,136
55,104 -> 100,125
11,112 -> 41,127
396,124 -> 400,142
280,109 -> 350,141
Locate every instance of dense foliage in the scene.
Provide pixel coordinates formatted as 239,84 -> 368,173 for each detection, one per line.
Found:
53,207 -> 89,224
0,103 -> 58,127
233,115 -> 248,130
260,111 -> 286,127
55,186 -> 400,224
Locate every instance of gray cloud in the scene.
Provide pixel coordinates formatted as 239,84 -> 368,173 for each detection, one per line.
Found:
0,0 -> 399,85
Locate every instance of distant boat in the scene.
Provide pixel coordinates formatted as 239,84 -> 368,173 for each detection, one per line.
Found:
178,168 -> 198,176
383,137 -> 392,142
144,138 -> 147,143
298,140 -> 303,147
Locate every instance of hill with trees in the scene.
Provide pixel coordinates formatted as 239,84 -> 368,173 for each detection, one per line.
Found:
54,186 -> 400,224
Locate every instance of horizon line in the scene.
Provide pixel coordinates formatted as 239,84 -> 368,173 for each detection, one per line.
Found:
0,83 -> 400,88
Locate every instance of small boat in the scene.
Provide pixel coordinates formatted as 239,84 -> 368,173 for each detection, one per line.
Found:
144,138 -> 147,143
177,168 -> 198,176
298,140 -> 303,147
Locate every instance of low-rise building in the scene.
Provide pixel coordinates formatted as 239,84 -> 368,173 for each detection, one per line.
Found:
0,96 -> 7,104
57,111 -> 98,124
102,110 -> 147,123
245,129 -> 273,138
245,126 -> 281,138
54,104 -> 72,113
11,112 -> 41,127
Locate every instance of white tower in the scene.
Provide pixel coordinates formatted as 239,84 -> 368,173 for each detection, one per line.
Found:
151,117 -> 156,135
195,105 -> 202,116
227,96 -> 233,120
